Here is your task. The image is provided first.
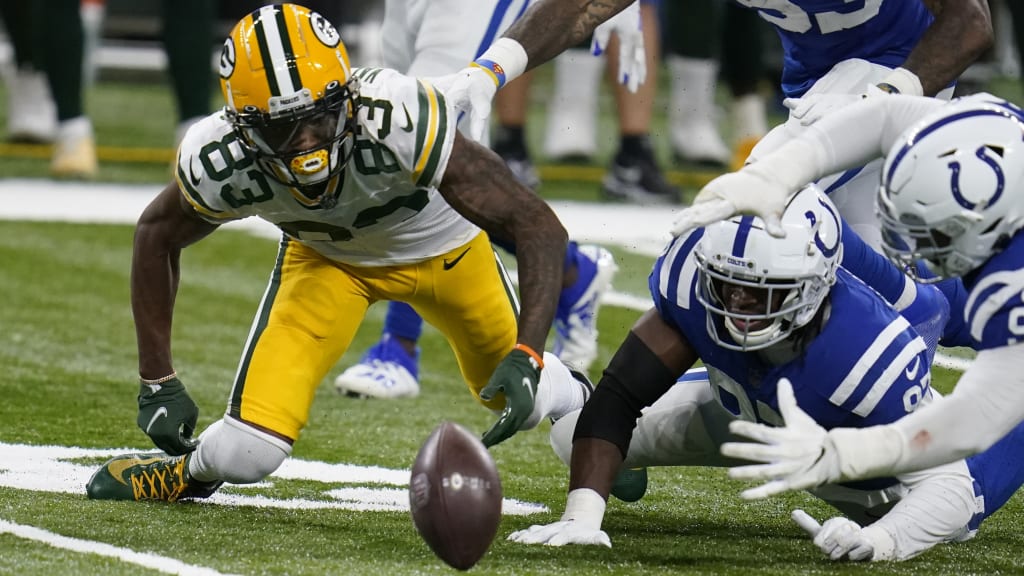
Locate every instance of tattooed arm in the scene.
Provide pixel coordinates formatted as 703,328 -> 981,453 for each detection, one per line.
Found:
900,0 -> 991,96
503,0 -> 633,71
437,131 -> 567,354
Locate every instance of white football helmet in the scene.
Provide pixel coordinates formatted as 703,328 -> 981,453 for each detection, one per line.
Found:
878,94 -> 1024,281
695,184 -> 843,351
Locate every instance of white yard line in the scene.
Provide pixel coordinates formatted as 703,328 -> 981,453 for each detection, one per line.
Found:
0,519 -> 241,576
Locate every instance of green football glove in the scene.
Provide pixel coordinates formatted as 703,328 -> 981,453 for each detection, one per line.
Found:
137,376 -> 199,456
480,348 -> 541,447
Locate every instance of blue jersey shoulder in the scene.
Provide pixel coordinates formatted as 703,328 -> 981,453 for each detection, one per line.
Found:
733,0 -> 932,96
962,232 -> 1024,349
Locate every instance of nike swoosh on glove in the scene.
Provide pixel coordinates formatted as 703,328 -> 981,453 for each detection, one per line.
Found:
480,349 -> 541,447
591,1 -> 645,93
137,376 -> 199,455
720,378 -> 841,499
428,66 -> 498,142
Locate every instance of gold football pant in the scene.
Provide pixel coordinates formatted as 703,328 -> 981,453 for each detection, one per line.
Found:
227,231 -> 517,441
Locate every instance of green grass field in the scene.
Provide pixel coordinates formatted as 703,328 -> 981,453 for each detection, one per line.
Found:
2,72 -> 1024,575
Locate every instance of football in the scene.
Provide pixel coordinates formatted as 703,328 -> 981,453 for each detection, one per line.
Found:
409,421 -> 503,571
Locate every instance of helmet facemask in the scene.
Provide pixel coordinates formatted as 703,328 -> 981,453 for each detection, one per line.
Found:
229,78 -> 360,196
692,184 -> 842,352
877,194 -> 981,281
696,257 -> 829,351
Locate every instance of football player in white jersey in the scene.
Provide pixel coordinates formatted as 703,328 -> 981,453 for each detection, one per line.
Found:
507,185 -> 1024,561
84,3 -> 591,502
669,92 -> 1024,506
332,0 -> 619,401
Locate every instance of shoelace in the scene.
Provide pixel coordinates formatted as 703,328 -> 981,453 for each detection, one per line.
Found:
130,457 -> 189,502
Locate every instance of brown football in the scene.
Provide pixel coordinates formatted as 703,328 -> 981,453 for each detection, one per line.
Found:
409,421 -> 502,571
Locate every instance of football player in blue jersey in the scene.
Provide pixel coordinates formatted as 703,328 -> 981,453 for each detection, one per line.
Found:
506,184 -> 1024,561
83,4 -> 593,503
438,0 -> 990,144
436,0 -> 991,255
670,92 -> 1024,511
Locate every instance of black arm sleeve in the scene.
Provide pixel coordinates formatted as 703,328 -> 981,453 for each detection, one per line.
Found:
573,331 -> 681,457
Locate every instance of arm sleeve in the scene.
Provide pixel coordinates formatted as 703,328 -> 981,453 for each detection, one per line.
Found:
755,95 -> 950,192
862,460 -> 979,561
830,343 -> 1024,479
573,332 -> 680,457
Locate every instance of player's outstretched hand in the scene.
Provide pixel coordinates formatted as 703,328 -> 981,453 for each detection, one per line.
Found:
429,66 -> 497,142
784,84 -> 888,127
137,375 -> 199,456
508,520 -> 612,547
792,510 -> 875,561
720,378 -> 841,499
669,168 -> 790,238
591,1 -> 645,93
480,348 -> 541,447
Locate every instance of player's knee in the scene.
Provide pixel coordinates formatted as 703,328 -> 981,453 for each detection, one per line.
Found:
195,417 -> 292,484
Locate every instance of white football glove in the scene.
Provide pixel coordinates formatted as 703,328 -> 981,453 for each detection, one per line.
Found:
507,488 -> 611,547
792,510 -> 875,561
591,1 -> 645,93
428,66 -> 498,142
783,84 -> 888,127
669,164 -> 791,238
720,378 -> 841,499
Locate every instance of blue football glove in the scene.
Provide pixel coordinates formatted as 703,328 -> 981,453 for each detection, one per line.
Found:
480,349 -> 541,447
137,376 -> 199,455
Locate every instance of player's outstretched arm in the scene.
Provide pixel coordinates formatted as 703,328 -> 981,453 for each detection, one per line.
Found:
901,0 -> 992,97
132,183 -> 218,454
439,132 -> 566,446
502,0 -> 635,73
133,183 -> 219,379
510,309 -> 697,545
439,133 -> 565,355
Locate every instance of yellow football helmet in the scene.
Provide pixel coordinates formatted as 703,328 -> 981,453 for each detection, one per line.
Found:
219,4 -> 359,192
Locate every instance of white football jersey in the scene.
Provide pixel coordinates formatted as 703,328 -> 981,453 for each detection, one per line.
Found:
174,67 -> 479,266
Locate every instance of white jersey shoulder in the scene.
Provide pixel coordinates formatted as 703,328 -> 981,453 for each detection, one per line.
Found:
173,71 -> 477,266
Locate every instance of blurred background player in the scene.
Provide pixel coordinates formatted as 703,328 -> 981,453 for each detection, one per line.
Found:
332,0 -> 620,400
662,0 -> 770,171
503,0 -> 679,203
1,0 -> 95,178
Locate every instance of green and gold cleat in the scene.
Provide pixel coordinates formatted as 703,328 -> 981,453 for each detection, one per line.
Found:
86,452 -> 221,502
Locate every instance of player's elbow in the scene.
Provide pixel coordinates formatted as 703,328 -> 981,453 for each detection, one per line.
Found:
959,0 -> 995,56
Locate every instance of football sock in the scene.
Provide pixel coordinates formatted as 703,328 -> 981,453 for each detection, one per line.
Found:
522,353 -> 591,430
163,0 -> 215,123
383,301 -> 423,343
35,0 -> 84,121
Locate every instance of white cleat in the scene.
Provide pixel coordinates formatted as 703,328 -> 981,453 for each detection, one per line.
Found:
333,360 -> 420,399
671,118 -> 731,167
6,67 -> 57,143
51,116 -> 98,179
554,245 -> 618,371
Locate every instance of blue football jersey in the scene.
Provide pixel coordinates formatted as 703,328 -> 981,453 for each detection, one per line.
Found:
732,0 -> 932,97
961,232 -> 1024,350
651,229 -> 934,432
